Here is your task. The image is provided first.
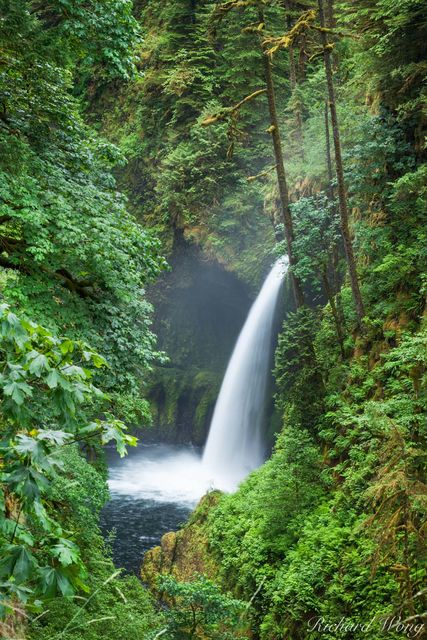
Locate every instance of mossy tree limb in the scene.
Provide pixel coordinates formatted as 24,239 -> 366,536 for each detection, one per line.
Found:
200,89 -> 267,127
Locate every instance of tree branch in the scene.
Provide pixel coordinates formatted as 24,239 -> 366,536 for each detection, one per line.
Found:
200,89 -> 266,127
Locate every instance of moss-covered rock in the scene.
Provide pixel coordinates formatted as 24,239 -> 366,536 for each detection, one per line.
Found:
141,491 -> 221,593
147,366 -> 221,444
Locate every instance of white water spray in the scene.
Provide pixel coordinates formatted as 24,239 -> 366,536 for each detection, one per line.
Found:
202,257 -> 286,491
107,258 -> 286,511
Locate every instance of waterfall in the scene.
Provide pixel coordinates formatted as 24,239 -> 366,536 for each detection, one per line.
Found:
102,258 -> 287,565
202,257 -> 286,491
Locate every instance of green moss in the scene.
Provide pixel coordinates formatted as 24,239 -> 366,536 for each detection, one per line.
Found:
141,491 -> 222,592
192,371 -> 220,441
147,366 -> 221,444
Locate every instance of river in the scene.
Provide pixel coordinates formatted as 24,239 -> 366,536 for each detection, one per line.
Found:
100,442 -> 212,574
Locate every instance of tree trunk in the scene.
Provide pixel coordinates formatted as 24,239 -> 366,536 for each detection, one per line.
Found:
325,0 -> 337,29
325,0 -> 336,29
322,270 -> 345,358
318,0 -> 365,323
286,5 -> 305,160
189,0 -> 197,24
324,100 -> 335,203
259,25 -> 305,308
324,0 -> 338,69
325,101 -> 346,331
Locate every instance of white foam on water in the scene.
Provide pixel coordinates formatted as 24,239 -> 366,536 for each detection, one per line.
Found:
108,444 -> 211,506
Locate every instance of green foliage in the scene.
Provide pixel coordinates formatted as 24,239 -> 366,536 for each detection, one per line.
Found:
0,0 -> 166,421
28,446 -> 162,640
260,506 -> 401,640
207,425 -> 324,596
289,194 -> 341,292
158,574 -> 246,640
341,113 -> 425,322
96,0 -> 288,283
342,0 -> 427,143
3,0 -> 140,85
0,305 -> 135,611
204,318 -> 426,638
274,307 -> 326,431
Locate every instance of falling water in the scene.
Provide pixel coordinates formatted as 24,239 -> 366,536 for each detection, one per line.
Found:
101,258 -> 286,571
202,257 -> 286,491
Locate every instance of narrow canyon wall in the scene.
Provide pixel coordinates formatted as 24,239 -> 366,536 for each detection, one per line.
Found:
146,234 -> 252,444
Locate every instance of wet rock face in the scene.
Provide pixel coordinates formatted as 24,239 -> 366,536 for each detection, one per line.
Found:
145,367 -> 221,446
141,491 -> 221,592
146,235 -> 252,445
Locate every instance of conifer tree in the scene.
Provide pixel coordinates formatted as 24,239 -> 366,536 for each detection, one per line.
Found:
204,0 -> 305,307
258,9 -> 305,307
317,0 -> 365,322
283,0 -> 305,160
